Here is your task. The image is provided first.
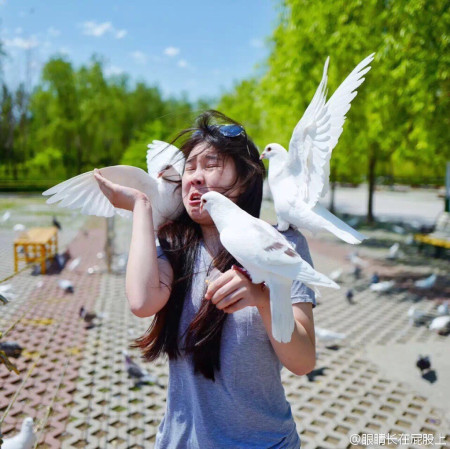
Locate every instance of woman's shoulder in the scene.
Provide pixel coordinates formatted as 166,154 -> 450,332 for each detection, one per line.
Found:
274,225 -> 307,247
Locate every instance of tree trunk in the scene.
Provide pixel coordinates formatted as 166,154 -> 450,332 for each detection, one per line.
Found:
367,149 -> 377,224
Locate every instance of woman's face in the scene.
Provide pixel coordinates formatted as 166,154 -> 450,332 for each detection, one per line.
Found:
182,142 -> 240,226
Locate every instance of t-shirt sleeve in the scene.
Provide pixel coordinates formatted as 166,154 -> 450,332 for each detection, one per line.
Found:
155,237 -> 168,261
282,228 -> 317,309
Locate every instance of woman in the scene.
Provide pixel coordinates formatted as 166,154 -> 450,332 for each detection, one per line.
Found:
94,110 -> 317,448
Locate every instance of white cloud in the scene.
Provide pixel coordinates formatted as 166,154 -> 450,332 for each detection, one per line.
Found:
177,59 -> 188,68
250,38 -> 264,48
105,65 -> 124,76
5,36 -> 39,49
164,46 -> 179,57
47,27 -> 61,38
115,29 -> 127,39
130,50 -> 147,65
81,21 -> 113,37
80,21 -> 127,40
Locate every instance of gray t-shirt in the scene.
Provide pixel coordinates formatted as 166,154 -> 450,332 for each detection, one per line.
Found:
154,227 -> 316,449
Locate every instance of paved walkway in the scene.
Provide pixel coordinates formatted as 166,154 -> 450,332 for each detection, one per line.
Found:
0,199 -> 449,448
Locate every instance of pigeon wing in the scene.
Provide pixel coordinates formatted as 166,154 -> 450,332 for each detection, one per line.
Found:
288,53 -> 374,207
43,165 -> 156,219
146,140 -> 185,179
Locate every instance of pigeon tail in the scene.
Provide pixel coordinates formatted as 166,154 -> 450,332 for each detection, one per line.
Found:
313,204 -> 366,244
267,279 -> 295,343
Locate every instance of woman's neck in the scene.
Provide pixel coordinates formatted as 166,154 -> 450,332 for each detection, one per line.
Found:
201,224 -> 221,258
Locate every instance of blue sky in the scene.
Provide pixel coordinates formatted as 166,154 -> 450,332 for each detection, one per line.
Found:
0,0 -> 279,100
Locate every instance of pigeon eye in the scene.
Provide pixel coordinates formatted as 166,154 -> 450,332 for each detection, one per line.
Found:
267,147 -> 271,152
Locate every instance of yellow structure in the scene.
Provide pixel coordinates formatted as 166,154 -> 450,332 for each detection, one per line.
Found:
14,227 -> 58,274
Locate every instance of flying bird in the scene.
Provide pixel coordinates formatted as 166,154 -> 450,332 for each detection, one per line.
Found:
200,191 -> 339,343
260,54 -> 374,244
42,141 -> 185,231
2,417 -> 36,449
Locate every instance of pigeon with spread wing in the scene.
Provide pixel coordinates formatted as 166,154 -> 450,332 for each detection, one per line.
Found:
260,54 -> 375,244
42,141 -> 185,230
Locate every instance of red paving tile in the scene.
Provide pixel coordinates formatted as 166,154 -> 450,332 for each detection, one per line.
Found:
0,226 -> 106,448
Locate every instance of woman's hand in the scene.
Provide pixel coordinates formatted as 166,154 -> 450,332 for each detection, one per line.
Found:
93,168 -> 149,211
205,266 -> 269,313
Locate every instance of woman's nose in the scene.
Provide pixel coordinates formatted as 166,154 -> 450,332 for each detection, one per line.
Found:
190,168 -> 205,185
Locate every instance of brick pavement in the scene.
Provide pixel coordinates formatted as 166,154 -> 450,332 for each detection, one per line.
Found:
0,205 -> 449,448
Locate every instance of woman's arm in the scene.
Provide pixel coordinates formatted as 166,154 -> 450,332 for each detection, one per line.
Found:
126,196 -> 173,317
256,297 -> 316,376
93,170 -> 173,317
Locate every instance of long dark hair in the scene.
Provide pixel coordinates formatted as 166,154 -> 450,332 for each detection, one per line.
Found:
132,110 -> 265,381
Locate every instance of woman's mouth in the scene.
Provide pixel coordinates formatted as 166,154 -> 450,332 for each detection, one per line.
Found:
188,191 -> 203,206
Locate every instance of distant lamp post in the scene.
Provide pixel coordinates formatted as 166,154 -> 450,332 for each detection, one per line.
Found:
446,162 -> 450,213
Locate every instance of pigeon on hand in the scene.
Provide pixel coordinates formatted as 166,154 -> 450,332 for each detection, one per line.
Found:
2,417 -> 36,449
57,279 -> 74,293
260,54 -> 374,244
0,341 -> 23,358
416,355 -> 431,373
42,141 -> 185,231
201,191 -> 339,343
122,350 -> 159,386
414,273 -> 437,289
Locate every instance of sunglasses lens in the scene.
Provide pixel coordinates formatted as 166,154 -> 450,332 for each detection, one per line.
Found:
219,124 -> 244,137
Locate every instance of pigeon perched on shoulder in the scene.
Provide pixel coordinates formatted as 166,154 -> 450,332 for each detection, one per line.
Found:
42,141 -> 185,231
260,54 -> 374,244
200,191 -> 339,343
2,417 -> 36,449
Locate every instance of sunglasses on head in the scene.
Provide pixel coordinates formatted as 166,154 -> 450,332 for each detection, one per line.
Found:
214,124 -> 251,157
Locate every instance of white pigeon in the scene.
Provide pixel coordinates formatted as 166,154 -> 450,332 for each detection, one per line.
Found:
13,223 -> 25,233
429,316 -> 450,333
370,280 -> 395,293
347,251 -> 368,267
42,140 -> 185,231
437,302 -> 449,316
1,210 -> 11,222
387,242 -> 401,260
260,54 -> 375,244
200,191 -> 339,343
414,273 -> 437,289
315,327 -> 347,342
329,268 -> 343,282
57,279 -> 74,293
2,417 -> 37,449
67,257 -> 81,271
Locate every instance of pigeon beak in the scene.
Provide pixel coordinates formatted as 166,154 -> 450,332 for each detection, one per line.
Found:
157,171 -> 163,178
199,201 -> 203,212
259,153 -> 265,160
